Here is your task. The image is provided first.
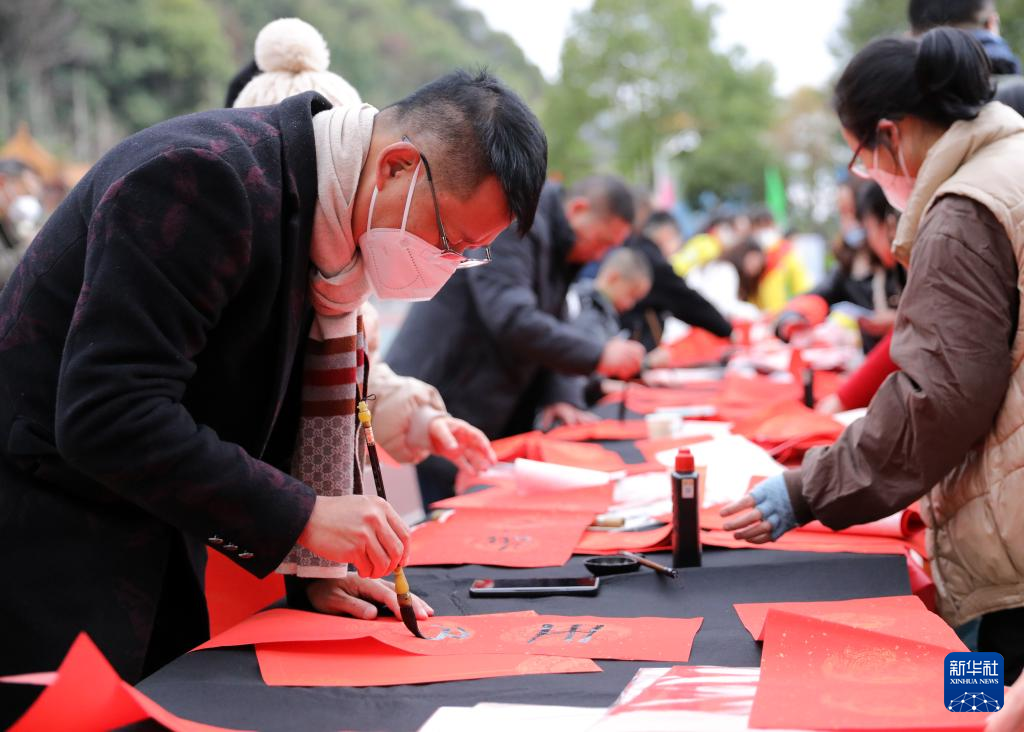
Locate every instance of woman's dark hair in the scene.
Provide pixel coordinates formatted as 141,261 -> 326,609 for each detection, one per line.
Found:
720,238 -> 764,302
831,182 -> 896,272
834,27 -> 994,148
855,181 -> 895,225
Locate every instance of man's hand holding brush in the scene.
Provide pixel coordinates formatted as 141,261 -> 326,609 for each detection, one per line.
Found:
297,495 -> 433,621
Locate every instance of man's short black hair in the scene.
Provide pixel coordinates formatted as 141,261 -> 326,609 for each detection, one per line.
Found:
909,0 -> 993,33
382,69 -> 548,236
568,175 -> 635,225
643,210 -> 680,235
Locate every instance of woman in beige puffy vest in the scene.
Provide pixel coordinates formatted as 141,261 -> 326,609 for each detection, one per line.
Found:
723,27 -> 1024,687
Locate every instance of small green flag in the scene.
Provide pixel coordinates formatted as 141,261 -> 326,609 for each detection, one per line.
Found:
764,166 -> 788,230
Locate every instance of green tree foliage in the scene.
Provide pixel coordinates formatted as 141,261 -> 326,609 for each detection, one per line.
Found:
831,0 -> 905,62
212,0 -> 546,108
542,0 -> 778,205
835,0 -> 1024,65
0,0 -> 546,160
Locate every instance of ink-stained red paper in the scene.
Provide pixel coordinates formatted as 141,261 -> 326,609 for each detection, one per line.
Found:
199,609 -> 701,662
407,507 -> 595,567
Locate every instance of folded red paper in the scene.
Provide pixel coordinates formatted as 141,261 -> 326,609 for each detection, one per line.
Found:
2,633 -> 250,732
734,595 -> 967,650
749,611 -> 985,730
408,507 -> 596,567
255,637 -> 601,687
205,547 -> 284,636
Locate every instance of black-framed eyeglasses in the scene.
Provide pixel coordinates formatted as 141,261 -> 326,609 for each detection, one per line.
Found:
402,135 -> 491,269
847,138 -> 872,180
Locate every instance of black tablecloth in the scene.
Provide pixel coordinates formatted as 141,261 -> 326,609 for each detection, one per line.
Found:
138,550 -> 910,732
138,411 -> 911,731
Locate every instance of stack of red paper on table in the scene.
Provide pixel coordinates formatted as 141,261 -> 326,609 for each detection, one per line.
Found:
702,492 -> 928,559
660,328 -> 734,368
740,596 -> 981,730
602,372 -> 844,424
593,595 -> 978,731
0,634 -> 251,731
731,399 -> 844,461
195,608 -> 702,687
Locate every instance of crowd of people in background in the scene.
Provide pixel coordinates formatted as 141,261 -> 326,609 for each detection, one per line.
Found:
7,0 -> 1024,729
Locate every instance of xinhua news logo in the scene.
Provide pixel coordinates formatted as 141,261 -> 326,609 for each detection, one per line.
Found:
944,652 -> 1004,712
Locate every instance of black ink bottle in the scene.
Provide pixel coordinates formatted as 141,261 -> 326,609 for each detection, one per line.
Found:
671,448 -> 701,568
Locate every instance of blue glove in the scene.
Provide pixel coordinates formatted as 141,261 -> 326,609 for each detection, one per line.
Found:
749,474 -> 798,540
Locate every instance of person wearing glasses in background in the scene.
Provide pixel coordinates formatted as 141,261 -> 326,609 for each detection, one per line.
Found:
722,27 -> 1024,684
0,28 -> 548,717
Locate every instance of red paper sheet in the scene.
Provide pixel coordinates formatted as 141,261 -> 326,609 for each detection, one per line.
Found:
545,419 -> 650,442
734,595 -> 967,651
662,328 -> 733,367
482,431 -> 626,470
534,439 -> 627,470
731,399 -> 843,459
574,523 -> 673,555
408,508 -> 595,567
490,431 -> 545,462
204,547 -> 284,636
255,637 -> 600,687
363,612 -> 701,662
620,384 -> 724,415
198,609 -> 537,651
432,482 -> 615,514
702,527 -> 913,555
749,611 -> 985,730
3,633 -> 250,732
202,609 -> 702,662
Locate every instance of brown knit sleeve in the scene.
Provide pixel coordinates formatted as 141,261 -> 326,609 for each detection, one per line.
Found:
791,195 -> 1018,530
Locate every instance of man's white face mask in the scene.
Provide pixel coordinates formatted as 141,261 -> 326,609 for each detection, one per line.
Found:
358,162 -> 461,301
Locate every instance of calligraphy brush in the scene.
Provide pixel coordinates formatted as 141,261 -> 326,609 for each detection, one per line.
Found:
356,394 -> 426,639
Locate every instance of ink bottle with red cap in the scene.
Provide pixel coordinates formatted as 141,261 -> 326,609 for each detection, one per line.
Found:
671,448 -> 701,568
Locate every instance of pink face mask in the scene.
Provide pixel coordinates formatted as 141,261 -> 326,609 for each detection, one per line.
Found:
869,145 -> 916,213
358,163 -> 460,301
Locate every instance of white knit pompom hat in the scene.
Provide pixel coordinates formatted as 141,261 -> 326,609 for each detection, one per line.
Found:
232,17 -> 362,109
